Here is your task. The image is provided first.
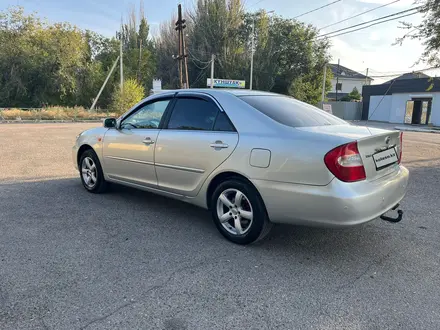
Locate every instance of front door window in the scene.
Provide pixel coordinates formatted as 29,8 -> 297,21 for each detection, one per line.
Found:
121,100 -> 170,129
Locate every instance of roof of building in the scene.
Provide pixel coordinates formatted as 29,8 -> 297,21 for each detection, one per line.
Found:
328,63 -> 372,80
383,71 -> 431,84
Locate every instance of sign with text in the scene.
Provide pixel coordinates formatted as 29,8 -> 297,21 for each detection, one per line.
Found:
207,78 -> 245,89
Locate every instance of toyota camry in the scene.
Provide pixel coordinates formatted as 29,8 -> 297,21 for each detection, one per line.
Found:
73,89 -> 409,244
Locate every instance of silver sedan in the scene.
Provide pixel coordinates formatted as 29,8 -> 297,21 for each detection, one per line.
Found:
73,89 -> 409,244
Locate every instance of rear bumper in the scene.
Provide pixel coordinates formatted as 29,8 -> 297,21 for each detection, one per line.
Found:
253,165 -> 409,227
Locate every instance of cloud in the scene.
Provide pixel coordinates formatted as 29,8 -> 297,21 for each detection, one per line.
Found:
356,0 -> 415,7
369,31 -> 381,41
329,33 -> 432,84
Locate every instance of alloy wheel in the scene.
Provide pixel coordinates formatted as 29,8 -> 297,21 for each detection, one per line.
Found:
81,156 -> 98,188
216,188 -> 254,235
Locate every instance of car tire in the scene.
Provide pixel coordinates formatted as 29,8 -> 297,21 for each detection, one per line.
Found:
211,178 -> 273,244
79,149 -> 108,193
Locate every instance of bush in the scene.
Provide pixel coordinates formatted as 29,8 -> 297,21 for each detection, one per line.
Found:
110,79 -> 145,115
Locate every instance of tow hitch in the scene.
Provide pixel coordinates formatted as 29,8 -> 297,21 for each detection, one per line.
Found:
380,204 -> 403,223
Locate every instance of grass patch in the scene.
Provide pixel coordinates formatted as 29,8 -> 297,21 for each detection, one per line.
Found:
0,107 -> 118,121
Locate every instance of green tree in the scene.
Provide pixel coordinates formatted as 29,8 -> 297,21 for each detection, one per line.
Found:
119,3 -> 156,92
341,87 -> 361,102
0,3 -> 331,108
155,2 -> 332,103
0,6 -> 89,107
187,0 -> 247,88
110,78 -> 145,114
138,2 -> 149,48
85,33 -> 120,108
397,0 -> 440,66
154,19 -> 180,89
349,87 -> 361,100
290,66 -> 333,105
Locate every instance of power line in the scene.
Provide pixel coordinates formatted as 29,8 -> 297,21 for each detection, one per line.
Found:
187,49 -> 212,64
368,66 -> 438,78
318,11 -> 419,39
318,7 -> 420,38
368,65 -> 438,75
186,49 -> 214,70
293,0 -> 342,20
321,12 -> 420,39
191,60 -> 212,70
191,67 -> 210,86
319,0 -> 401,31
248,0 -> 267,8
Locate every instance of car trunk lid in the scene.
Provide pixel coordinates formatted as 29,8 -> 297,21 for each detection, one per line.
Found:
357,130 -> 401,181
297,125 -> 401,181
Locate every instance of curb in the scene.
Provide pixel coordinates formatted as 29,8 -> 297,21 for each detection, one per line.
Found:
0,119 -> 103,124
395,126 -> 440,134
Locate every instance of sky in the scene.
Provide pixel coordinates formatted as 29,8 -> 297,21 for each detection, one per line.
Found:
1,0 -> 436,83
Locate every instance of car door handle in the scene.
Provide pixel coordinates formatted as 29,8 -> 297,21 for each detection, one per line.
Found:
142,138 -> 155,145
210,141 -> 229,149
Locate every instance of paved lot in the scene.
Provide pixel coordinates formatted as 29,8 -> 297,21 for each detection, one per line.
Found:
1,123 -> 439,330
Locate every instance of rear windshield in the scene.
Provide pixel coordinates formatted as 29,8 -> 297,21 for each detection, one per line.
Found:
239,95 -> 348,127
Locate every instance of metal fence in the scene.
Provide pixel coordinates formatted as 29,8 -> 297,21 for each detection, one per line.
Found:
318,102 -> 363,121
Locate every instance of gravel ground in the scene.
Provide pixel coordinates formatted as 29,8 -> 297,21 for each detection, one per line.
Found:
0,123 -> 439,330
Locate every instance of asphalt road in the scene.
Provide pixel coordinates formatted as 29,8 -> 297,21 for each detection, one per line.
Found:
0,123 -> 439,330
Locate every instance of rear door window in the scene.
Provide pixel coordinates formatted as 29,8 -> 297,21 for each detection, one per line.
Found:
167,97 -> 219,130
239,95 -> 347,127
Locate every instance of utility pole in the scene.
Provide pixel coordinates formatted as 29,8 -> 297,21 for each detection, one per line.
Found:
250,21 -> 255,90
175,4 -> 189,88
365,67 -> 369,85
321,63 -> 327,102
120,19 -> 124,92
91,56 -> 120,110
177,28 -> 182,88
210,54 -> 215,88
335,58 -> 340,101
182,31 -> 189,88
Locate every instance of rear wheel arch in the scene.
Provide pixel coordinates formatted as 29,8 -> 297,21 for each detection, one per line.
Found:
206,171 -> 265,210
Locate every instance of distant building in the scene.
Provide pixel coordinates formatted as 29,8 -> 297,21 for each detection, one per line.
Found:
383,72 -> 430,83
327,63 -> 373,101
362,72 -> 438,125
150,79 -> 169,95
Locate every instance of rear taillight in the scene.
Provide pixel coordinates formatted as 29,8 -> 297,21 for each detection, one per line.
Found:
398,132 -> 403,164
324,141 -> 366,182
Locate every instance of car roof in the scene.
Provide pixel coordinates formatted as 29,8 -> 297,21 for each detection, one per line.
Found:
154,88 -> 279,97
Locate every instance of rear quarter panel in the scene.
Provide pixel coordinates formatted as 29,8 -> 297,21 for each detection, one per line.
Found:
224,129 -> 350,186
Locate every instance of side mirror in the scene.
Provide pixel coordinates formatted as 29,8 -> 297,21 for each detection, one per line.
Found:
104,118 -> 117,128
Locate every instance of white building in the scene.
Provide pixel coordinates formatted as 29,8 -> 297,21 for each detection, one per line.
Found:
362,72 -> 438,125
327,63 -> 373,101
